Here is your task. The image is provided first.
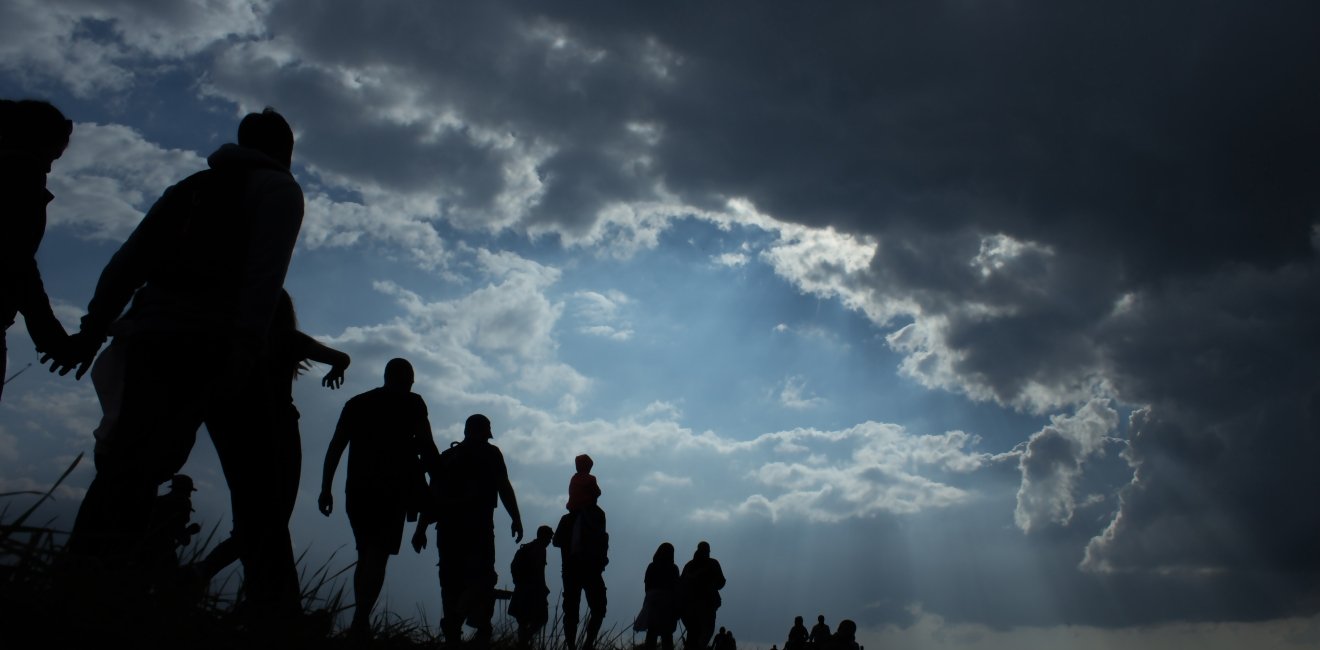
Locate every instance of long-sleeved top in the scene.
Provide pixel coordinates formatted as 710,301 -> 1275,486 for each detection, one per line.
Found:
78,143 -> 303,351
1,149 -> 66,351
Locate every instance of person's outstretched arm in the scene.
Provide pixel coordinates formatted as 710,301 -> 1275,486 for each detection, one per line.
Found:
292,330 -> 350,389
319,403 -> 353,516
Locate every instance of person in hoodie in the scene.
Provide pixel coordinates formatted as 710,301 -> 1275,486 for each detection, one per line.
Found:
565,453 -> 601,512
1,99 -> 73,402
49,108 -> 304,628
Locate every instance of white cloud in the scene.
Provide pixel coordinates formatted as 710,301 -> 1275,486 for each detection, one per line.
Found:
572,290 -> 634,341
696,422 -> 991,522
1013,400 -> 1120,533
779,375 -> 825,410
636,471 -> 693,493
0,0 -> 267,96
713,252 -> 748,268
47,123 -> 206,241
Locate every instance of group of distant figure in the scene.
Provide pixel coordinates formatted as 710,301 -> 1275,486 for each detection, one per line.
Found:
774,615 -> 861,650
2,98 -> 748,648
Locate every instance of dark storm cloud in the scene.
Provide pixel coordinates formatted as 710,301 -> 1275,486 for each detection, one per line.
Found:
18,0 -> 1319,631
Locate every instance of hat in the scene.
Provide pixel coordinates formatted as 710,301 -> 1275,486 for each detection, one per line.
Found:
170,474 -> 197,492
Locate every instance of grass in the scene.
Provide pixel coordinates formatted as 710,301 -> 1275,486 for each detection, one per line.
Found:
0,455 -> 640,650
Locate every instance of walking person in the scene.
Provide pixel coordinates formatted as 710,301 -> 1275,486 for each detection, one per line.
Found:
412,413 -> 524,648
51,108 -> 305,634
192,289 -> 348,588
641,542 -> 680,650
319,357 -> 440,640
2,98 -> 73,402
509,525 -> 555,648
679,541 -> 726,650
553,501 -> 608,650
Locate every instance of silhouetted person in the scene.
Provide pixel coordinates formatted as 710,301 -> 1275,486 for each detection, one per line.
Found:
810,615 -> 831,646
821,620 -> 858,650
141,474 -> 202,589
1,99 -> 73,402
786,616 -> 809,650
641,542 -> 680,650
566,452 -> 601,511
553,502 -> 608,650
192,290 -> 349,585
412,413 -> 523,647
509,525 -> 555,648
714,627 -> 736,650
679,541 -> 725,650
54,108 -> 304,632
320,357 -> 439,640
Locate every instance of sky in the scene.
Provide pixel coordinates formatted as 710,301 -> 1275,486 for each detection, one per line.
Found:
2,1 -> 1319,648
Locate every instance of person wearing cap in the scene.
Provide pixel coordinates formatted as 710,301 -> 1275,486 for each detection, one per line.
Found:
319,357 -> 441,641
412,413 -> 524,648
140,473 -> 202,589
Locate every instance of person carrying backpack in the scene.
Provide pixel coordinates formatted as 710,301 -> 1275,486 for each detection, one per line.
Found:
412,413 -> 523,648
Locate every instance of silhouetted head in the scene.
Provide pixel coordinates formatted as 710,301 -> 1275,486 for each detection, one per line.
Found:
237,107 -> 294,169
536,525 -> 554,544
465,414 -> 493,440
170,474 -> 197,493
795,616 -> 804,626
694,541 -> 711,559
817,615 -> 825,624
836,620 -> 856,640
575,453 -> 594,473
0,99 -> 73,172
383,358 -> 414,390
654,542 -> 674,564
719,627 -> 727,634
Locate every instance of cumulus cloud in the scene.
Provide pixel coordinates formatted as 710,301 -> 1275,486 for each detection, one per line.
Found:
10,0 -> 1320,628
702,422 -> 991,522
326,250 -> 567,395
636,470 -> 692,493
47,123 -> 206,241
0,0 -> 266,96
1014,400 -> 1119,532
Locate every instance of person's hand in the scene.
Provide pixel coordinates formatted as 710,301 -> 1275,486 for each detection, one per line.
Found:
411,526 -> 428,553
318,490 -> 333,516
511,519 -> 524,543
322,365 -> 346,390
40,331 -> 101,380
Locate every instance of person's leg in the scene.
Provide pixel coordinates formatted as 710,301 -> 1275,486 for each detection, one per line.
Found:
467,521 -> 497,644
208,384 -> 300,627
583,572 -> 608,650
351,548 -> 390,635
562,573 -> 583,650
437,528 -> 464,644
67,334 -> 204,564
